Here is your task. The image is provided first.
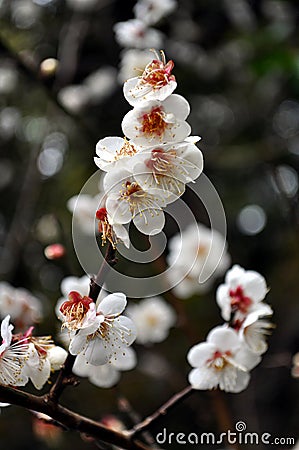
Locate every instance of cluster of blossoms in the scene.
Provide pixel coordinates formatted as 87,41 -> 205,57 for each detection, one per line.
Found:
0,315 -> 67,390
187,265 -> 274,393
114,0 -> 177,82
0,282 -> 43,330
94,50 -> 203,248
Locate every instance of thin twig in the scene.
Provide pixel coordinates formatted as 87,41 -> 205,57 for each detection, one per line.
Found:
129,386 -> 194,437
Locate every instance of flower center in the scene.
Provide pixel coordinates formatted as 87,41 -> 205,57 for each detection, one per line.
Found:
141,106 -> 168,137
207,350 -> 232,371
141,59 -> 175,89
229,286 -> 252,315
122,181 -> 144,197
146,148 -> 176,173
60,292 -> 93,330
114,140 -> 137,161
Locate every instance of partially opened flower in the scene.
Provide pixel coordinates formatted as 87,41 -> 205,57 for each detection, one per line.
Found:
238,311 -> 274,355
94,137 -> 139,172
114,19 -> 163,49
121,94 -> 191,146
187,326 -> 261,393
132,141 -> 203,200
69,293 -> 137,365
127,296 -> 176,345
216,265 -> 271,322
104,167 -> 166,235
96,207 -> 130,248
73,346 -> 137,388
124,51 -> 177,106
59,291 -> 98,332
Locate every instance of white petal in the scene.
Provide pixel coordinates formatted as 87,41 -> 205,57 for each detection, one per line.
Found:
89,364 -> 120,388
207,326 -> 240,353
242,271 -> 267,302
111,347 -> 137,370
229,370 -> 250,393
133,208 -> 165,235
106,194 -> 132,224
216,284 -> 231,321
113,315 -> 137,346
188,367 -> 218,390
69,334 -> 88,356
187,343 -> 216,368
84,338 -> 109,365
30,358 -> 51,390
97,293 -> 127,316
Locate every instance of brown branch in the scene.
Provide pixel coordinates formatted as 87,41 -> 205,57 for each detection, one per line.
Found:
129,386 -> 194,437
48,242 -> 117,403
0,385 -> 149,450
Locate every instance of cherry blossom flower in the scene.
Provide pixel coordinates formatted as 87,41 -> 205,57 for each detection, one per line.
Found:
59,291 -> 98,333
127,297 -> 176,345
114,19 -> 163,49
94,137 -> 139,172
187,326 -> 261,393
0,282 -> 42,330
96,207 -> 130,249
0,316 -> 32,387
166,223 -> 231,298
123,51 -> 177,106
238,311 -> 274,355
132,141 -> 203,200
121,94 -> 191,146
104,167 -> 166,235
216,265 -> 271,322
118,49 -> 153,83
69,293 -> 136,365
73,347 -> 137,388
133,0 -> 177,25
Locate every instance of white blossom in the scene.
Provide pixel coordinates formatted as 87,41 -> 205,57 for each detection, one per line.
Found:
123,52 -> 177,107
104,167 -> 166,235
132,141 -> 203,200
114,19 -> 163,49
0,282 -> 42,330
187,326 -> 261,393
133,0 -> 177,25
238,311 -> 273,355
166,223 -> 231,298
216,265 -> 271,322
127,297 -> 176,345
73,347 -> 137,388
69,293 -> 137,365
121,94 -> 191,146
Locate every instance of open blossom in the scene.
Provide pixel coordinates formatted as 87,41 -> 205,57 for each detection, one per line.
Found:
104,167 -> 166,235
94,136 -> 139,172
0,282 -> 42,330
124,51 -> 177,106
69,293 -> 137,365
73,346 -> 137,388
134,0 -> 177,25
216,265 -> 272,322
166,223 -> 231,298
132,141 -> 203,200
187,326 -> 261,393
0,316 -> 31,387
127,297 -> 176,345
121,94 -> 191,146
237,311 -> 273,355
114,19 -> 163,49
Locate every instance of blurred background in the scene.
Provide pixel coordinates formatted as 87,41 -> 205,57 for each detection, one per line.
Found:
0,0 -> 299,448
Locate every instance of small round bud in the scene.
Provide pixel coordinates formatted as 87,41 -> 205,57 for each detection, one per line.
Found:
44,244 -> 65,260
40,58 -> 59,77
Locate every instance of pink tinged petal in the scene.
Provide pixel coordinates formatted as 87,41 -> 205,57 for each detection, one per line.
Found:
106,194 -> 132,224
89,364 -> 120,388
69,333 -> 88,356
188,367 -> 219,390
216,284 -> 231,321
187,342 -> 216,368
207,326 -> 241,353
30,358 -> 51,390
133,208 -> 165,235
111,347 -> 137,370
241,271 -> 267,303
97,293 -> 127,316
84,338 -> 109,366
